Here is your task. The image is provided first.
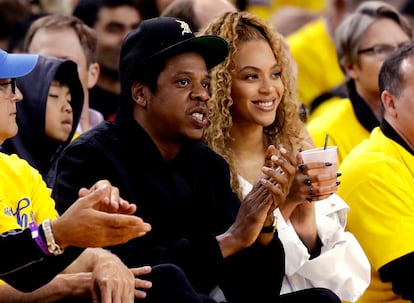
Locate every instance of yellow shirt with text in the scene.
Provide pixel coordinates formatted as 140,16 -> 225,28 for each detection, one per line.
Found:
0,153 -> 58,284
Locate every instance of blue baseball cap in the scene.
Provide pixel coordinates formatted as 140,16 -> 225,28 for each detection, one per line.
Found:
0,49 -> 38,78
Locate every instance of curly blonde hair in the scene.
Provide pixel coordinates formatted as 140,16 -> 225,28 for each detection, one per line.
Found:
201,11 -> 305,196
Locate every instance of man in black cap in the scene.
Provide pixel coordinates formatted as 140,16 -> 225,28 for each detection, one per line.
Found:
52,17 -> 298,302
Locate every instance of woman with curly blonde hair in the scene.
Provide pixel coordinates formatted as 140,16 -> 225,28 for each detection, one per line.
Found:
203,11 -> 304,198
202,11 -> 370,302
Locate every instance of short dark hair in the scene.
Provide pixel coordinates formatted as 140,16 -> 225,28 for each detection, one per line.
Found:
379,43 -> 414,98
73,0 -> 142,27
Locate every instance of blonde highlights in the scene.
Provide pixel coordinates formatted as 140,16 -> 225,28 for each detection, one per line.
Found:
201,11 -> 304,196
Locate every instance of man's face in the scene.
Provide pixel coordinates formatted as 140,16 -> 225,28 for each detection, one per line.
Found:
388,56 -> 414,148
94,5 -> 141,71
143,52 -> 210,143
0,78 -> 23,143
28,28 -> 90,95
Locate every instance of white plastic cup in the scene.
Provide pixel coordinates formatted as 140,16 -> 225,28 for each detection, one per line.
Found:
300,146 -> 338,187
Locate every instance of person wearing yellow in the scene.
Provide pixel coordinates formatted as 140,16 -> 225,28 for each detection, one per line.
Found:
287,18 -> 343,111
287,0 -> 379,117
246,0 -> 325,21
338,42 -> 414,303
307,1 -> 412,166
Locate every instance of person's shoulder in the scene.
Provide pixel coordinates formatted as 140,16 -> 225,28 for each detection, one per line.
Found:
0,152 -> 43,181
308,97 -> 351,124
0,152 -> 32,170
307,98 -> 352,140
338,129 -> 411,202
193,141 -> 224,156
62,121 -> 117,159
307,96 -> 347,123
71,121 -> 113,144
339,128 -> 393,175
287,17 -> 325,45
190,142 -> 229,166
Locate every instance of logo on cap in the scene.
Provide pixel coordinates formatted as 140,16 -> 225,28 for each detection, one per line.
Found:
176,20 -> 192,36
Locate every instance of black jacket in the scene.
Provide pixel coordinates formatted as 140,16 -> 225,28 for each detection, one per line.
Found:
53,110 -> 284,302
0,228 -> 82,292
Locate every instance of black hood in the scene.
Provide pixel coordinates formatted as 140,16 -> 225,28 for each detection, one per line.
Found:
1,55 -> 84,185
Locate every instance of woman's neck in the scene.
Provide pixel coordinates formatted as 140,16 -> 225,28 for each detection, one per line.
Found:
230,125 -> 266,184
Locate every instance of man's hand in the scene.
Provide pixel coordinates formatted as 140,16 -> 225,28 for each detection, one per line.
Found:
78,180 -> 136,215
90,252 -> 151,303
52,182 -> 151,249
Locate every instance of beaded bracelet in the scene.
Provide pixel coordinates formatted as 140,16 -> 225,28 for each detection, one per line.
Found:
29,221 -> 51,256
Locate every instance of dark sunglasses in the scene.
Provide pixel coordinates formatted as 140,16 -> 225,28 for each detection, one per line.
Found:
0,78 -> 16,94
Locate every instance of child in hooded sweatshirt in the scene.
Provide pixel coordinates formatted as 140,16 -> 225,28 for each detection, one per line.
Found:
1,55 -> 84,187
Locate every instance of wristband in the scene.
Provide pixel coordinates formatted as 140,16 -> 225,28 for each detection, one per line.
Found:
29,221 -> 51,256
42,219 -> 64,256
260,215 -> 277,234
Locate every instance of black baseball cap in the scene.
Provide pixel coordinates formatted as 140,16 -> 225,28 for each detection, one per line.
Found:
119,17 -> 230,85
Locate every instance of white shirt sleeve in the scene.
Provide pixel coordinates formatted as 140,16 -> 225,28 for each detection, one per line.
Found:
276,194 -> 371,302
238,176 -> 370,302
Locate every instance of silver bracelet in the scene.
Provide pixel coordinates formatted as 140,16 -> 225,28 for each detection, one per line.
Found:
42,219 -> 64,256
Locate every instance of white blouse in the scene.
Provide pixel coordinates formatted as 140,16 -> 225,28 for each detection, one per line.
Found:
238,175 -> 371,302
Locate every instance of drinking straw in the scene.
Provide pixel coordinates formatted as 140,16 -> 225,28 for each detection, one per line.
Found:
324,134 -> 329,150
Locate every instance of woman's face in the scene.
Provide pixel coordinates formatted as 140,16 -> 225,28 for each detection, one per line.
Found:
230,39 -> 284,129
349,18 -> 411,98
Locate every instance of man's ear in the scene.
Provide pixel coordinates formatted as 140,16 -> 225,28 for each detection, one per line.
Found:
381,90 -> 397,117
87,62 -> 100,89
132,82 -> 147,107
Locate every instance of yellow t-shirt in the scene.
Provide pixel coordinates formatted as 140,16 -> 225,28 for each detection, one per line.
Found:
306,97 -> 370,166
287,18 -> 344,110
338,127 -> 414,303
0,153 -> 58,284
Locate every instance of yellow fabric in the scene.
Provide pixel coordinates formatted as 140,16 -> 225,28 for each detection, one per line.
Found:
338,127 -> 414,303
0,153 -> 58,285
287,18 -> 344,109
306,95 -> 344,125
306,97 -> 370,166
72,131 -> 81,141
247,0 -> 325,20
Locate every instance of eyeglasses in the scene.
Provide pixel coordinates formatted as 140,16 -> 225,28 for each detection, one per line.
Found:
357,43 -> 410,59
0,78 -> 16,95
